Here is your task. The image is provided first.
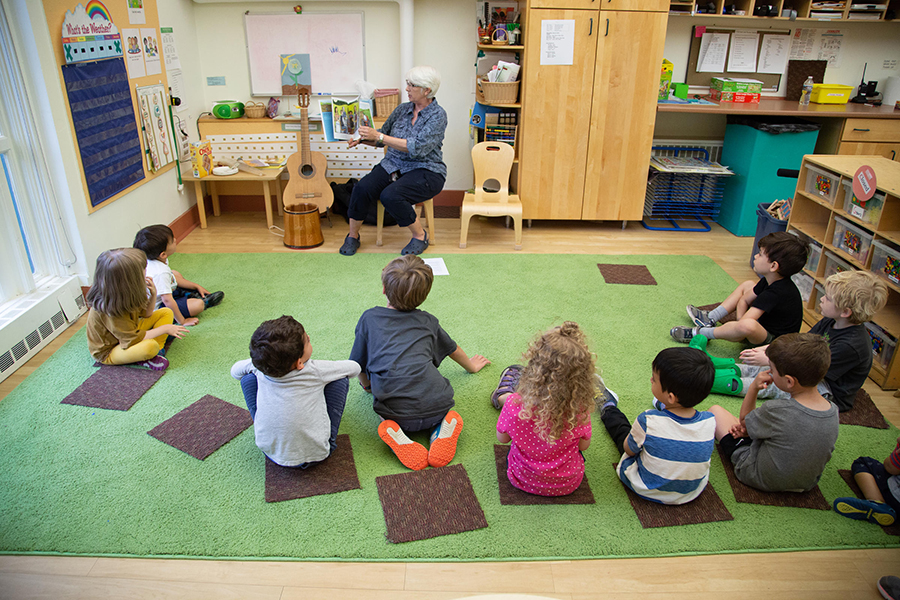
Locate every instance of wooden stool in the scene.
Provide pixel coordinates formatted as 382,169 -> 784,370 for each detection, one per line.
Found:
376,199 -> 435,247
283,202 -> 324,249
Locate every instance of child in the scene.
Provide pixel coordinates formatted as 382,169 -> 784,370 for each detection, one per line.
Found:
738,270 -> 888,411
833,438 -> 899,527
231,315 -> 360,468
133,224 -> 224,326
494,322 -> 599,497
85,248 -> 187,370
671,231 -> 808,345
709,332 -> 839,493
349,255 -> 490,471
599,347 -> 716,505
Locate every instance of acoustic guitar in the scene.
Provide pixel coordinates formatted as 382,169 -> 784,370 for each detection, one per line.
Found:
282,91 -> 333,213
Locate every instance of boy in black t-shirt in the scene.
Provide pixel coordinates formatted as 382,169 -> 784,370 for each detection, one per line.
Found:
739,270 -> 888,410
671,231 -> 808,346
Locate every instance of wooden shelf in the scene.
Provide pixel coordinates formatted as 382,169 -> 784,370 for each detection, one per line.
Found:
478,44 -> 524,50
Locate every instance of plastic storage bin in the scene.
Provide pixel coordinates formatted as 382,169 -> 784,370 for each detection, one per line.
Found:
842,180 -> 886,226
823,250 -> 854,279
792,271 -> 815,303
806,241 -> 823,273
870,239 -> 900,286
810,84 -> 854,104
865,321 -> 897,369
749,202 -> 788,268
832,216 -> 874,263
805,164 -> 841,204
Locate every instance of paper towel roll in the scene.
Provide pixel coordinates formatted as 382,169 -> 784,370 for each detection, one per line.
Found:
883,76 -> 900,105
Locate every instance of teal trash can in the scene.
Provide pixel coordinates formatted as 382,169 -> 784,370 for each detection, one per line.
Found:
717,117 -> 820,237
750,202 -> 788,268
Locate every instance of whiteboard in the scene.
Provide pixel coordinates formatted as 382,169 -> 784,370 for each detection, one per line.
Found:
244,12 -> 366,96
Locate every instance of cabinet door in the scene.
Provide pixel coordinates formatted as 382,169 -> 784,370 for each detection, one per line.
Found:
519,9 -> 599,219
599,0 -> 668,11
530,0 -> 600,8
581,10 -> 667,221
839,142 -> 900,162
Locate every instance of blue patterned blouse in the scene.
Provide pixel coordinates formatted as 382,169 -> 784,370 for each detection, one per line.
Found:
378,100 -> 447,177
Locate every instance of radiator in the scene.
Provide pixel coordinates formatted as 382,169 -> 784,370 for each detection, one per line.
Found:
0,276 -> 87,384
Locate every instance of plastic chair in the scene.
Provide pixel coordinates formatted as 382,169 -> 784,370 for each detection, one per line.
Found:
459,142 -> 522,250
376,199 -> 435,247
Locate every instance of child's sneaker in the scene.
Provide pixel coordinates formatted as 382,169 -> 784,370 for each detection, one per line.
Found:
670,326 -> 696,343
686,304 -> 716,328
428,410 -> 463,468
878,576 -> 900,600
378,421 -> 428,470
490,364 -> 523,409
595,381 -> 619,416
134,355 -> 169,371
204,291 -> 225,308
833,497 -> 896,526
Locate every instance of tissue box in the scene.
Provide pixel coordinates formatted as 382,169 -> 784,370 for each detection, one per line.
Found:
710,77 -> 763,93
191,141 -> 212,178
659,59 -> 673,100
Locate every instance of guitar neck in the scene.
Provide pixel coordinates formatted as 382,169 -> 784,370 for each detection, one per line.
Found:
300,106 -> 310,164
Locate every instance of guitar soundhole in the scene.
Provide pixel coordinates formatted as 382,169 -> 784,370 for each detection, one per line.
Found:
299,164 -> 315,178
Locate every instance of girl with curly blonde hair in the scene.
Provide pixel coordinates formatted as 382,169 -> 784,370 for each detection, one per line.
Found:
494,322 -> 612,496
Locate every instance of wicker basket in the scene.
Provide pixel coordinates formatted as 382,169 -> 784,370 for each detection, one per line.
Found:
476,78 -> 520,105
244,101 -> 267,119
374,92 -> 399,117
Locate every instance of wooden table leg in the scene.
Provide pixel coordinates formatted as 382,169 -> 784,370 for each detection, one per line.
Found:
263,180 -> 274,229
193,180 -> 207,229
210,182 -> 221,217
276,176 -> 284,216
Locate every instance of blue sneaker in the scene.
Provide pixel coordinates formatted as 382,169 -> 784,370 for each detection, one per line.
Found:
596,381 -> 619,416
833,497 -> 896,526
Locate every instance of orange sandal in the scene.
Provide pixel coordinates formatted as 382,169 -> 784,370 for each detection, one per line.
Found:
378,420 -> 428,470
427,411 -> 463,468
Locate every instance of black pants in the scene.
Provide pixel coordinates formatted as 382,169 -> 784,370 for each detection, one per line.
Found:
601,405 -> 631,455
347,164 -> 445,227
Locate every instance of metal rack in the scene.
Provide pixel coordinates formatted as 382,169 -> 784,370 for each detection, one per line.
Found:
642,147 -> 733,232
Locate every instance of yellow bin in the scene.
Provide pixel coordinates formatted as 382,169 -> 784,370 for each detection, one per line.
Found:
810,84 -> 854,104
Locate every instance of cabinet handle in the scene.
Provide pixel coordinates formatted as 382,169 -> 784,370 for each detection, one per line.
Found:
605,18 -> 609,36
589,18 -> 593,35
892,150 -> 896,160
852,128 -> 871,132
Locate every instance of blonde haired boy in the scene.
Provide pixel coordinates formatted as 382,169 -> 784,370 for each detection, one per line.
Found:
739,270 -> 888,411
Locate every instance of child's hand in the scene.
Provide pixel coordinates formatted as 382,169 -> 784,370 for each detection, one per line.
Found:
730,422 -> 748,438
181,317 -> 200,326
146,277 -> 157,295
739,346 -> 768,367
164,324 -> 189,339
468,355 -> 491,373
194,285 -> 209,298
750,370 -> 773,391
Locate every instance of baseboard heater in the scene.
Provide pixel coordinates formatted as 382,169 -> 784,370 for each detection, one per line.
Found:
0,276 -> 87,384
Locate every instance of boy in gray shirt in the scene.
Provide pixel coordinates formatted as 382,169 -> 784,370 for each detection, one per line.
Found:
709,332 -> 839,493
232,315 -> 360,468
350,255 -> 489,471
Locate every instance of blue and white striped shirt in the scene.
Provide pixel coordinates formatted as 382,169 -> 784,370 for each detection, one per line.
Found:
378,100 -> 447,177
617,408 -> 716,505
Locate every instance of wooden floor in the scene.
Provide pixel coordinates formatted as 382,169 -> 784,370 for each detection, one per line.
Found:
1,211 -> 898,599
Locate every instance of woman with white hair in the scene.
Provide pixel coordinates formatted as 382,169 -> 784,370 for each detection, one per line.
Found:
340,66 -> 447,256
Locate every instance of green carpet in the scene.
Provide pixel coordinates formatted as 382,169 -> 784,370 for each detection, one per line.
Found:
1,253 -> 897,560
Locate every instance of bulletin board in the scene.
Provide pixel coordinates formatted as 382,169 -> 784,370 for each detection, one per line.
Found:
687,26 -> 791,91
42,0 -> 174,214
244,12 -> 366,97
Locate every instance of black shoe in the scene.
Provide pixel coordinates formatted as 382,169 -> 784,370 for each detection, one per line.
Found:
340,235 -> 361,256
204,291 -> 224,308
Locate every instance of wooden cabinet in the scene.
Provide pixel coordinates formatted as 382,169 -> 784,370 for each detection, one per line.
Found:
518,3 -> 666,220
838,119 -> 900,163
787,155 -> 900,389
601,0 -> 668,11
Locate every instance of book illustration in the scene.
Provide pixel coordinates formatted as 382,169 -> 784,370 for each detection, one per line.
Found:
331,96 -> 373,141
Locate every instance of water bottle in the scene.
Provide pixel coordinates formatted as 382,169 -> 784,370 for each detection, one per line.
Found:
800,76 -> 814,106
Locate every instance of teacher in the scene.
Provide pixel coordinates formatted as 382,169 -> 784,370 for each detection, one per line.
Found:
340,66 -> 447,256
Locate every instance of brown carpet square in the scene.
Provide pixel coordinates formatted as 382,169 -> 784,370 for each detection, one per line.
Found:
837,469 -> 900,536
839,389 -> 889,429
147,395 -> 252,460
376,464 -> 488,544
613,463 -> 733,528
264,434 -> 361,503
716,445 -> 830,510
494,444 -> 594,505
62,364 -> 164,411
597,264 -> 657,285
